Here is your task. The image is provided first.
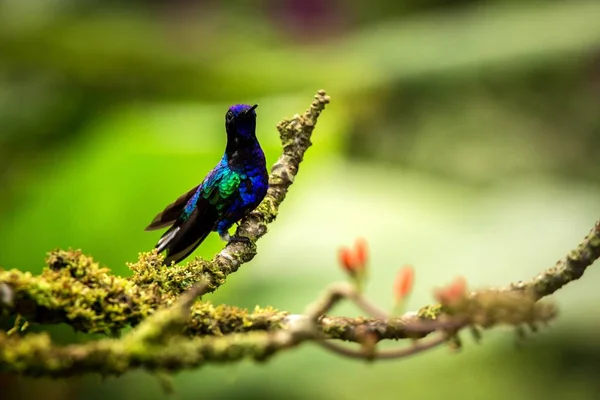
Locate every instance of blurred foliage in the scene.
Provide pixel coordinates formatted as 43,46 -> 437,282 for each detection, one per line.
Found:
1,0 -> 600,399
349,59 -> 600,184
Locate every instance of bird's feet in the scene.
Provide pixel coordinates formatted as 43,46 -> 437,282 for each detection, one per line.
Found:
219,231 -> 231,242
229,234 -> 251,244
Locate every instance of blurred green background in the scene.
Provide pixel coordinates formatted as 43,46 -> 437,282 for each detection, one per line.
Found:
1,0 -> 600,399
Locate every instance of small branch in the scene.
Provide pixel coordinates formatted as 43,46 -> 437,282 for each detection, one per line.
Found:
507,220 -> 600,300
317,334 -> 448,361
416,220 -> 600,324
128,281 -> 209,344
305,274 -> 557,361
303,283 -> 389,321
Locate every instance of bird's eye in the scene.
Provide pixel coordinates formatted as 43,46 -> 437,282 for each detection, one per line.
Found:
226,111 -> 234,122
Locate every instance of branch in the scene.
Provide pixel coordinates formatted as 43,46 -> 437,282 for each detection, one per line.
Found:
416,220 -> 600,322
0,218 -> 597,346
0,89 -> 599,377
507,220 -> 600,300
0,259 -> 561,376
0,282 -> 311,377
0,90 -> 330,335
133,88 -> 332,296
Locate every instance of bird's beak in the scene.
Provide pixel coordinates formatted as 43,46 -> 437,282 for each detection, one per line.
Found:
245,104 -> 258,115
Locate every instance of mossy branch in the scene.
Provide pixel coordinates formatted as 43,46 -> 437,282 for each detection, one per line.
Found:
0,90 -> 330,336
0,281 -> 308,377
0,90 -> 598,378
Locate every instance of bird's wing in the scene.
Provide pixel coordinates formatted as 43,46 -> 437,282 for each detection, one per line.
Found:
219,177 -> 259,222
145,184 -> 200,231
200,167 -> 242,210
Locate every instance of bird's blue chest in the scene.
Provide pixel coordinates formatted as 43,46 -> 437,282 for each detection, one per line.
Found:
228,147 -> 266,176
236,166 -> 268,206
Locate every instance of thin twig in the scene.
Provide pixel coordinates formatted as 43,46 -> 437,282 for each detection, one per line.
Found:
304,282 -> 389,321
317,334 -> 449,360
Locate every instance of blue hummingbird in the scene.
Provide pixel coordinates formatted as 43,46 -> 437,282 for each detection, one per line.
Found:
145,104 -> 268,265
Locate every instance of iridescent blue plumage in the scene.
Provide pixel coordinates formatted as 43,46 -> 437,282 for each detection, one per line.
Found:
146,104 -> 268,265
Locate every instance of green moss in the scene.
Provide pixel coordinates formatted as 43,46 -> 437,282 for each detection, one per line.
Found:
0,248 -> 291,337
320,319 -> 349,338
417,304 -> 444,320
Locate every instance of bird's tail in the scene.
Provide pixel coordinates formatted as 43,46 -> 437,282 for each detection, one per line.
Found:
156,206 -> 218,265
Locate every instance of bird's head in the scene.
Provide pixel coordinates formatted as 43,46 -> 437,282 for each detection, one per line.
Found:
225,104 -> 258,140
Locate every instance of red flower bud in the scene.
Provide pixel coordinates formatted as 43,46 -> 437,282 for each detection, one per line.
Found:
338,247 -> 356,274
434,276 -> 468,305
338,239 -> 370,291
338,238 -> 369,274
354,238 -> 368,267
394,265 -> 415,302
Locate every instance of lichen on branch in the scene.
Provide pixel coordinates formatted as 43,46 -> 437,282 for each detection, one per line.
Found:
0,282 -> 307,377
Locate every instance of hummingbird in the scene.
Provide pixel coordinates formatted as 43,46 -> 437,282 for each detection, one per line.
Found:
145,104 -> 268,265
